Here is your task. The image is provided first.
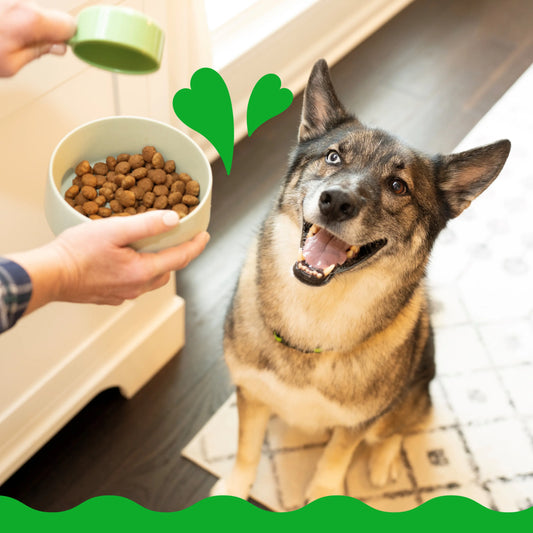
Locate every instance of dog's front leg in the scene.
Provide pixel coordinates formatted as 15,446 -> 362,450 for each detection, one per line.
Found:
211,386 -> 271,500
305,426 -> 363,503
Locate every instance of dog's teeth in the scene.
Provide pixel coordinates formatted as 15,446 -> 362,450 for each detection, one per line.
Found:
316,272 -> 323,278
308,224 -> 319,237
299,250 -> 305,262
323,264 -> 335,276
346,245 -> 360,259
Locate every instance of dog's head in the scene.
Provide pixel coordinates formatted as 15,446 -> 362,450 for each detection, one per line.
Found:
282,59 -> 510,287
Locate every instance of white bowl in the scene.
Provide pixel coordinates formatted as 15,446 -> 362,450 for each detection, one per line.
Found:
45,116 -> 212,252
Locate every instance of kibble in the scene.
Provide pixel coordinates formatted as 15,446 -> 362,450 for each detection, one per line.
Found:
142,145 -> 156,163
164,160 -> 176,173
81,185 -> 97,200
153,184 -> 169,197
82,201 -> 99,216
142,191 -> 155,208
100,187 -> 114,202
131,167 -> 147,179
74,192 -> 87,205
131,185 -> 144,200
106,156 -> 117,170
172,203 -> 189,218
153,196 -> 168,209
121,175 -> 136,189
171,180 -> 185,195
182,194 -> 199,207
81,174 -> 97,187
148,168 -> 166,185
117,189 -> 136,208
109,199 -> 123,213
93,162 -> 108,175
95,196 -> 107,207
137,177 -> 153,193
185,180 -> 200,196
114,174 -> 126,187
115,161 -> 131,175
65,185 -> 79,198
152,152 -> 164,169
65,146 -> 200,221
168,191 -> 182,206
95,174 -> 107,188
129,154 -> 144,169
75,160 -> 91,176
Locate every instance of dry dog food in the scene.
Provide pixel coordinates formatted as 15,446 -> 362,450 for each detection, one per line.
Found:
65,146 -> 200,220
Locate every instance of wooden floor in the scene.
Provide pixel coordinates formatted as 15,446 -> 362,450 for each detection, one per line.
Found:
1,0 -> 532,512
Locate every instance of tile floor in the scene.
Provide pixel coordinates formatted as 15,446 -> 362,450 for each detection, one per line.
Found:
182,64 -> 533,512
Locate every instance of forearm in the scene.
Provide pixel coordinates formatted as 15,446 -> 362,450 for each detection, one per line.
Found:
0,212 -> 209,329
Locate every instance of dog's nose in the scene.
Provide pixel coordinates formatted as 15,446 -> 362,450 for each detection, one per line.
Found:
319,187 -> 358,221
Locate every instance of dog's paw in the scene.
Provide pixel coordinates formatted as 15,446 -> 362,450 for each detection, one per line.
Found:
369,455 -> 400,487
304,481 -> 344,504
368,435 -> 402,487
210,472 -> 252,500
210,478 -> 229,497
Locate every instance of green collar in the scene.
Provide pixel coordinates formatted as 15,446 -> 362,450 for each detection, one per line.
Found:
273,330 -> 323,353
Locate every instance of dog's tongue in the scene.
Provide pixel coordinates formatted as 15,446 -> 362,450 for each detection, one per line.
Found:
302,229 -> 348,270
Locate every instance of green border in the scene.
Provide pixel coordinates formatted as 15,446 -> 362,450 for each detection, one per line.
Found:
0,495 -> 531,532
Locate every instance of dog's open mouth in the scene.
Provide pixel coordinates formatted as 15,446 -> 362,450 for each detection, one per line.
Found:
293,222 -> 387,286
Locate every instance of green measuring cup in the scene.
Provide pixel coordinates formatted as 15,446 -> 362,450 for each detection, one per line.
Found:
69,5 -> 164,74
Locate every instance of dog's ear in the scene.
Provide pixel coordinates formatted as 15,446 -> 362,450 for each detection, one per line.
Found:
438,139 -> 511,218
298,59 -> 353,143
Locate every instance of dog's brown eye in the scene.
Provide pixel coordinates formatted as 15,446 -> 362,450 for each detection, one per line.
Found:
389,178 -> 408,195
325,150 -> 341,165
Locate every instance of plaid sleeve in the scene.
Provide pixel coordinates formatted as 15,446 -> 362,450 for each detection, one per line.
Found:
0,257 -> 32,333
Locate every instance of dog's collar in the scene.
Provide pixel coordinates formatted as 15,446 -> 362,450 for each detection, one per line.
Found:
273,330 -> 323,353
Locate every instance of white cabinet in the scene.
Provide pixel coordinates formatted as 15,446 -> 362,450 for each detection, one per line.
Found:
0,0 -> 185,484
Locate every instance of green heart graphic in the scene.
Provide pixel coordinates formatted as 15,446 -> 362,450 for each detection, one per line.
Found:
172,68 -> 234,175
247,74 -> 293,136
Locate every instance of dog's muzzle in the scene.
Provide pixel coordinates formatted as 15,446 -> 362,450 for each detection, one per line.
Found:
293,221 -> 387,286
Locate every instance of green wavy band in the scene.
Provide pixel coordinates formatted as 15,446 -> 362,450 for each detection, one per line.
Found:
0,495 -> 531,532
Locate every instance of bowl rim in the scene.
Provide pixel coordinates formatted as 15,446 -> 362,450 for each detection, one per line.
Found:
74,5 -> 164,32
48,115 -> 213,226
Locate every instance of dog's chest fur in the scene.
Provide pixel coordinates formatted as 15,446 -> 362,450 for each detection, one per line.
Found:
224,214 -> 426,433
228,362 -> 365,431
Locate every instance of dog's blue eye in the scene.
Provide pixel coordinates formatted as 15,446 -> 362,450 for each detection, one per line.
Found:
325,150 -> 341,165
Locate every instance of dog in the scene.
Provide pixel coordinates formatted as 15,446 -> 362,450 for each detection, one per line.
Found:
213,59 -> 510,503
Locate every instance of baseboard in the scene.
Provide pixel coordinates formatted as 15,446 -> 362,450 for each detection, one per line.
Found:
0,295 -> 185,485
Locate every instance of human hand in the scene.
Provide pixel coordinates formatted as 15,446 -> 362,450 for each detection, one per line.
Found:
7,210 -> 210,312
0,0 -> 76,77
